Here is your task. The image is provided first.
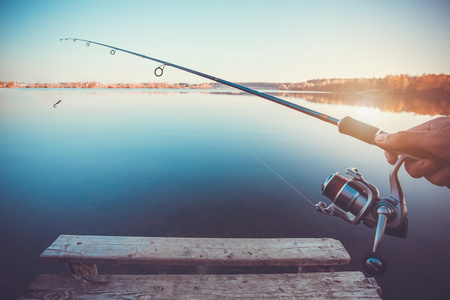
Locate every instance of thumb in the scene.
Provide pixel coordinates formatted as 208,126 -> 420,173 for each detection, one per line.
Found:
374,131 -> 428,151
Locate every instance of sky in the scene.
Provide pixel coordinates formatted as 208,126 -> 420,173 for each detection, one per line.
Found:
0,0 -> 449,84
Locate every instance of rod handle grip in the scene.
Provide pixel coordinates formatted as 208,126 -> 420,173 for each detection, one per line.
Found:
338,116 -> 380,144
338,116 -> 447,163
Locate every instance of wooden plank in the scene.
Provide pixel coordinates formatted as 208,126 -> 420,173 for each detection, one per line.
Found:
19,272 -> 381,299
41,235 -> 350,267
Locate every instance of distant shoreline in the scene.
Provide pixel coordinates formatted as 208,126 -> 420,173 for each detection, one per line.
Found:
2,74 -> 449,94
0,82 -> 213,89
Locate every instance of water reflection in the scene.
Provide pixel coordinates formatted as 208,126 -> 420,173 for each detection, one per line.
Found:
35,88 -> 450,116
277,91 -> 450,116
159,89 -> 450,116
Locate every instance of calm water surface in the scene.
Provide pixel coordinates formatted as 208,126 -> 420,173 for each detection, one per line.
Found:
1,89 -> 449,299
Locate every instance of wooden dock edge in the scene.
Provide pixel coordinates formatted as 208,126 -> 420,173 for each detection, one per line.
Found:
40,235 -> 351,267
20,272 -> 381,299
20,235 -> 381,299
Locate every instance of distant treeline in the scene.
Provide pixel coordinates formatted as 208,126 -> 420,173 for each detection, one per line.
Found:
211,82 -> 280,90
3,74 -> 450,94
279,74 -> 450,93
2,81 -> 278,90
0,81 -> 212,89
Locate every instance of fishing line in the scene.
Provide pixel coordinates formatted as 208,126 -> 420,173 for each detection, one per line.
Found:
182,92 -> 316,207
240,144 -> 316,207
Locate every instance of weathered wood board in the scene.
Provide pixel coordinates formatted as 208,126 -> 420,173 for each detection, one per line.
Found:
19,272 -> 381,299
41,235 -> 350,267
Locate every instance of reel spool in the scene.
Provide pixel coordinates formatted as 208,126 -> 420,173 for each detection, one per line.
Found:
315,156 -> 409,276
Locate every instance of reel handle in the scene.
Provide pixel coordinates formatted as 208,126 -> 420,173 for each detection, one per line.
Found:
372,206 -> 390,254
338,116 -> 446,164
363,206 -> 392,276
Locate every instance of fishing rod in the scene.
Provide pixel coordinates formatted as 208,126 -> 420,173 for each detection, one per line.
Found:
60,38 -> 439,276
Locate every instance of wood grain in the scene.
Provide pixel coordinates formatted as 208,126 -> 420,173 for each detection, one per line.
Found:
20,272 -> 381,299
41,235 -> 350,267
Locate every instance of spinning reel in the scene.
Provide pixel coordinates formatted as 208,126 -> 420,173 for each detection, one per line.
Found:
315,155 -> 409,276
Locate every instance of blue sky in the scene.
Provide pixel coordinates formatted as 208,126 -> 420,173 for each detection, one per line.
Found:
1,0 -> 449,84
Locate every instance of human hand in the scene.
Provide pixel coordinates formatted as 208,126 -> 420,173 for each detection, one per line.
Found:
374,117 -> 450,188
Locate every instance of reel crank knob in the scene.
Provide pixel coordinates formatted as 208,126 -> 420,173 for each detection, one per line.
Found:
362,252 -> 387,276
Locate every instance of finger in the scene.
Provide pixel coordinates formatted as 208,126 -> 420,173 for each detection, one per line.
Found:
407,116 -> 450,132
404,159 -> 439,178
424,165 -> 450,188
384,150 -> 398,165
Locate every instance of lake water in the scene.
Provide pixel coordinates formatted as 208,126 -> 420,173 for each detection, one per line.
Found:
1,89 -> 449,299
